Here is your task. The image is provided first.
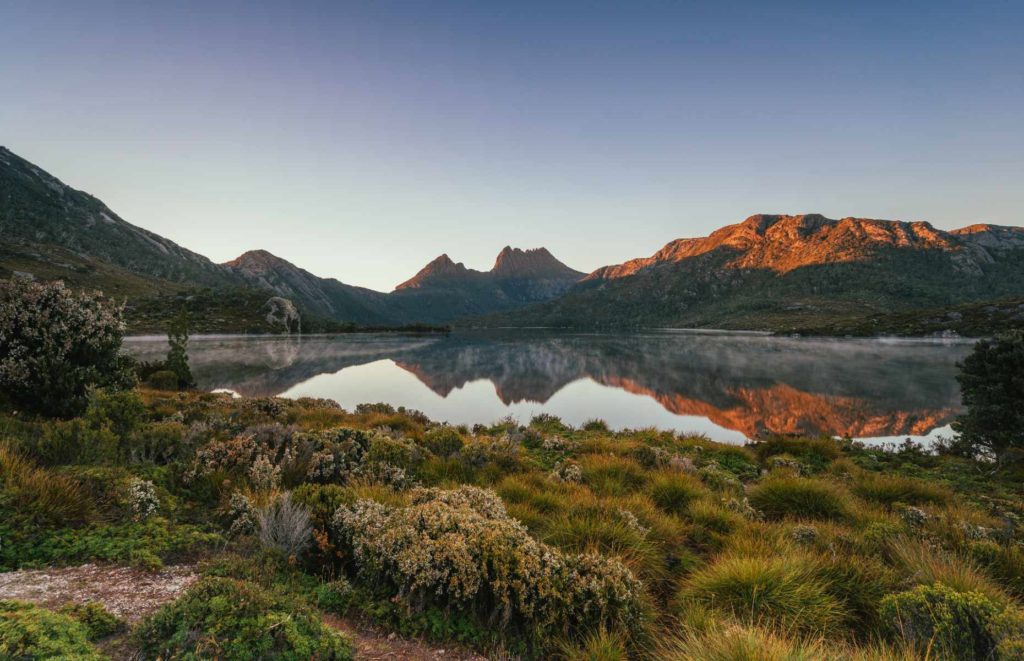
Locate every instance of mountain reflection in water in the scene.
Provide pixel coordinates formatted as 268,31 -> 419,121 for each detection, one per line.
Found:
123,330 -> 971,444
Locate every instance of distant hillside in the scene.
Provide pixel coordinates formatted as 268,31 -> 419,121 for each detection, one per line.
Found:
0,146 -> 238,288
473,214 -> 1024,331
224,250 -> 399,325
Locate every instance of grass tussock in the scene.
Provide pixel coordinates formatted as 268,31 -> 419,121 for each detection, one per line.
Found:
851,471 -> 953,507
748,475 -> 850,521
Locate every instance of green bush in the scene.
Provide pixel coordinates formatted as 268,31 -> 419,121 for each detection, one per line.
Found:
0,278 -> 135,417
748,476 -> 849,521
59,602 -> 125,640
134,577 -> 354,660
880,583 -> 1024,660
420,425 -> 465,457
315,578 -> 354,614
0,600 -> 102,659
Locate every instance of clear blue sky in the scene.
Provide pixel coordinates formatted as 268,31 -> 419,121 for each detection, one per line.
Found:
2,0 -> 1021,291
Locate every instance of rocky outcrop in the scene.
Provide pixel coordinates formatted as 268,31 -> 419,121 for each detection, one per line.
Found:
262,296 -> 301,334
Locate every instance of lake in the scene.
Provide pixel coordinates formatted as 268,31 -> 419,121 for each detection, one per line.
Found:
123,330 -> 973,445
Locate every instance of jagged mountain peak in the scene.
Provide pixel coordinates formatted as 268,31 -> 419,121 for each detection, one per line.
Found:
491,246 -> 582,279
395,254 -> 474,290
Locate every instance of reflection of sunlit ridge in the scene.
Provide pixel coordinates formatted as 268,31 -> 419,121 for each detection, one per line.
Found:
600,376 -> 959,438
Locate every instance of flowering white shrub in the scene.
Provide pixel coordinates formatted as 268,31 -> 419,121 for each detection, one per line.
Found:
128,478 -> 160,521
228,491 -> 257,536
248,454 -> 281,491
541,435 -> 578,453
550,460 -> 583,483
460,434 -> 520,469
0,278 -> 134,416
331,486 -> 645,639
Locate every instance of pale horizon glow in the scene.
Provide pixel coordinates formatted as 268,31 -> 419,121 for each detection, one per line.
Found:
2,1 -> 1022,291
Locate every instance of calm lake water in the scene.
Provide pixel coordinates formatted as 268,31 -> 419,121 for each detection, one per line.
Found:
123,330 -> 973,445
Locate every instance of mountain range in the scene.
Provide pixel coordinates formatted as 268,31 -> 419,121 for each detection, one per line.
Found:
2,145 -> 1023,334
476,213 -> 1024,331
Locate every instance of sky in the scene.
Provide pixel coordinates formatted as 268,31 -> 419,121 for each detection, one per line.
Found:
2,1 -> 1022,291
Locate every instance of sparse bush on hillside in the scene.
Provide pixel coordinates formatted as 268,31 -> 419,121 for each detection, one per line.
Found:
0,278 -> 134,417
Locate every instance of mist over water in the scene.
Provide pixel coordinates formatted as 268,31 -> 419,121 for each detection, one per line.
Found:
124,330 -> 971,444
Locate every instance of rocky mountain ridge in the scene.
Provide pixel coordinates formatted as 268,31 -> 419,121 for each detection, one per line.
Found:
479,213 -> 1024,330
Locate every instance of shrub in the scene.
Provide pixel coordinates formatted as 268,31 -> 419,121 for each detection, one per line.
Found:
164,308 -> 196,389
257,492 -> 313,559
678,553 -> 847,635
0,600 -> 102,659
880,583 -> 1024,660
127,478 -> 160,521
59,602 -> 125,640
133,577 -> 354,660
0,279 -> 134,417
331,486 -> 645,645
748,476 -> 849,521
315,578 -> 354,614
420,425 -> 464,457
852,472 -> 952,507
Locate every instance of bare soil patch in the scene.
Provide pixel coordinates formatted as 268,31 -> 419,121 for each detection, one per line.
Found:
0,563 -> 198,622
324,614 -> 490,661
